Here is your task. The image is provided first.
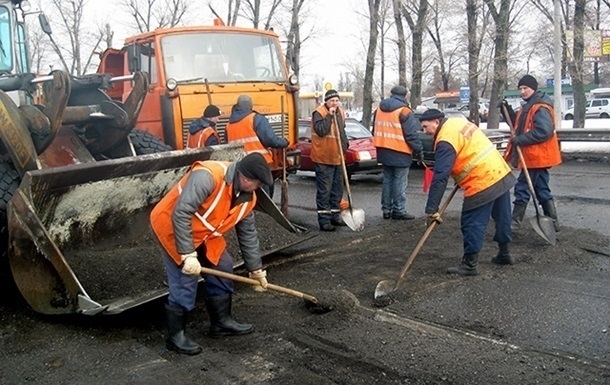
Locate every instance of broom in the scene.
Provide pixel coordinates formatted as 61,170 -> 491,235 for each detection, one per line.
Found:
280,96 -> 289,217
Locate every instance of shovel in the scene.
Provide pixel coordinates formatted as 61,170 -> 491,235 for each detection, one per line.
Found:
374,185 -> 459,306
501,105 -> 556,246
199,267 -> 333,313
333,114 -> 365,231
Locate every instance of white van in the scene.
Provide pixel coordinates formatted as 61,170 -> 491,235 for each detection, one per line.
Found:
563,98 -> 610,120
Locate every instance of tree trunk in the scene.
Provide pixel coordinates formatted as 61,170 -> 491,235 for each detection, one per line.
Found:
570,0 -> 586,129
467,0 -> 481,126
392,0 -> 407,87
362,0 -> 382,129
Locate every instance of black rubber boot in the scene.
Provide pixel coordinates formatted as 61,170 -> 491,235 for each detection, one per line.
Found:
447,253 -> 479,276
205,294 -> 253,338
541,199 -> 560,232
491,243 -> 513,265
165,304 -> 202,355
511,203 -> 527,230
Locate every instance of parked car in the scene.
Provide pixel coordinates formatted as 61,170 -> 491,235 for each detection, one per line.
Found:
296,118 -> 381,179
412,110 -> 510,165
563,99 -> 610,120
457,102 -> 489,122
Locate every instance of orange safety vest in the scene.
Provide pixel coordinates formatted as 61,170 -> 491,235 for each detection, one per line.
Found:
311,106 -> 346,166
373,106 -> 413,154
226,113 -> 273,163
187,127 -> 220,148
436,118 -> 512,197
150,161 -> 257,266
507,104 -> 562,169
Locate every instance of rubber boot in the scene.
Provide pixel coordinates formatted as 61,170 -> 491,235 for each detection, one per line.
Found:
541,199 -> 560,232
447,253 -> 479,276
165,304 -> 202,355
205,294 -> 253,337
491,243 -> 513,265
511,203 -> 527,231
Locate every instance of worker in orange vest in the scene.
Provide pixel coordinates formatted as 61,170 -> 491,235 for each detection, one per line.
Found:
150,153 -> 273,355
503,75 -> 562,232
186,105 -> 221,148
226,95 -> 288,196
419,109 -> 517,276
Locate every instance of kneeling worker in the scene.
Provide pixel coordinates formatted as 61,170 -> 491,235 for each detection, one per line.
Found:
150,153 -> 272,355
419,109 -> 517,276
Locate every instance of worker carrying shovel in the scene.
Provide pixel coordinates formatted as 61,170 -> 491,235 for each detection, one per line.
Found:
150,153 -> 273,355
419,109 -> 517,276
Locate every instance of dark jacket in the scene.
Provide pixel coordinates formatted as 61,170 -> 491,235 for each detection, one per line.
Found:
189,117 -> 219,146
373,95 -> 423,167
226,105 -> 288,148
514,91 -> 554,144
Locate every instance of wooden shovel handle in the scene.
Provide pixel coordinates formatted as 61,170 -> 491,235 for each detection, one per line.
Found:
200,266 -> 319,303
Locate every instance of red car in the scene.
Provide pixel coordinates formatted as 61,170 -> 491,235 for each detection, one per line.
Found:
296,118 -> 380,179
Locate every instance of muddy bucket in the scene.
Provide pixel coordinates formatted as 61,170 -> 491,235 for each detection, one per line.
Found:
7,145 -> 254,315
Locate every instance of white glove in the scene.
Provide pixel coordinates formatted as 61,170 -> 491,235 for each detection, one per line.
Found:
248,269 -> 268,292
180,252 -> 201,276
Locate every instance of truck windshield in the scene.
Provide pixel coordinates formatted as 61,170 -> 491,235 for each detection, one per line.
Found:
161,32 -> 286,83
0,6 -> 13,72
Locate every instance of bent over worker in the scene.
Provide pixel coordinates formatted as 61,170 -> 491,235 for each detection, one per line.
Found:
419,109 -> 517,276
150,153 -> 273,355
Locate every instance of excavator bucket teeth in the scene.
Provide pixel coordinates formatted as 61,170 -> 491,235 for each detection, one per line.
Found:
7,145 -> 312,315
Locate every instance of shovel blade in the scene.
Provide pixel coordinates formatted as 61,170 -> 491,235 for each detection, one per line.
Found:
374,279 -> 396,307
341,208 -> 365,232
529,215 -> 556,246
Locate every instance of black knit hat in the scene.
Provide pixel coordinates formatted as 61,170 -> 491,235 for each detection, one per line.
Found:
324,89 -> 340,102
419,109 -> 445,121
391,85 -> 407,97
237,153 -> 273,186
203,105 -> 221,118
518,75 -> 538,91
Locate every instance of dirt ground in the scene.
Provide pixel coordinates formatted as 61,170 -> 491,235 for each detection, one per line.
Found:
0,160 -> 609,384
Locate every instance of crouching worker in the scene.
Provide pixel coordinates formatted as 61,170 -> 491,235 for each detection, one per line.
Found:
419,109 -> 517,276
150,153 -> 272,355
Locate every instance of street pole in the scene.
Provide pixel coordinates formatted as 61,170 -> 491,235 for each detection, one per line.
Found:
554,0 -> 562,126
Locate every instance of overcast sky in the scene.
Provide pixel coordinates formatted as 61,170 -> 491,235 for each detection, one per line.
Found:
34,0 -> 364,91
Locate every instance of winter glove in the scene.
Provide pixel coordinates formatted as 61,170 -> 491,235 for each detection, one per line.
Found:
511,134 -> 525,147
498,99 -> 516,124
180,251 -> 201,276
248,269 -> 268,292
414,151 -> 425,166
426,212 -> 443,227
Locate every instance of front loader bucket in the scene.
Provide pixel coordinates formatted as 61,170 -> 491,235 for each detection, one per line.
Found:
7,145 -> 247,316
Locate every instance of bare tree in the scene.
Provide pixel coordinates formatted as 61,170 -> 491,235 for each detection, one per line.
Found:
122,0 -> 188,33
362,0 -> 382,128
427,0 -> 462,93
466,0 -> 488,124
284,0 -> 306,79
392,0 -> 408,88
402,0 -> 429,108
378,0 -> 395,97
241,0 -> 283,29
569,0 -> 587,128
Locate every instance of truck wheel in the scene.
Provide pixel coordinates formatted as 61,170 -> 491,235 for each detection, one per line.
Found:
0,159 -> 20,262
129,129 -> 172,155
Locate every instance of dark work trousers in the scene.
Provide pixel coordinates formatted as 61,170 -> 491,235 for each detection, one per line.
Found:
163,248 -> 234,311
315,163 -> 344,227
461,190 -> 512,255
513,168 -> 553,205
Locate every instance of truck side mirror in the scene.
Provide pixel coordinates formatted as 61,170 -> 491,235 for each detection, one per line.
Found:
38,13 -> 52,35
126,44 -> 141,72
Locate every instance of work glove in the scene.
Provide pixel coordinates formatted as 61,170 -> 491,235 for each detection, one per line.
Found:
414,151 -> 425,166
180,251 -> 201,276
511,134 -> 525,147
426,212 -> 443,227
498,99 -> 516,124
248,269 -> 268,292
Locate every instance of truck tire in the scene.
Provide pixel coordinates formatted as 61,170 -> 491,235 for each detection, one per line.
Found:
129,129 -> 172,155
0,159 -> 20,262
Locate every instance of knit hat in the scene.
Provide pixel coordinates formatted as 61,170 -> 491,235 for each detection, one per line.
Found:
518,75 -> 538,91
237,153 -> 273,186
203,105 -> 221,118
324,89 -> 340,102
419,109 -> 445,121
237,94 -> 253,111
391,85 -> 407,97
